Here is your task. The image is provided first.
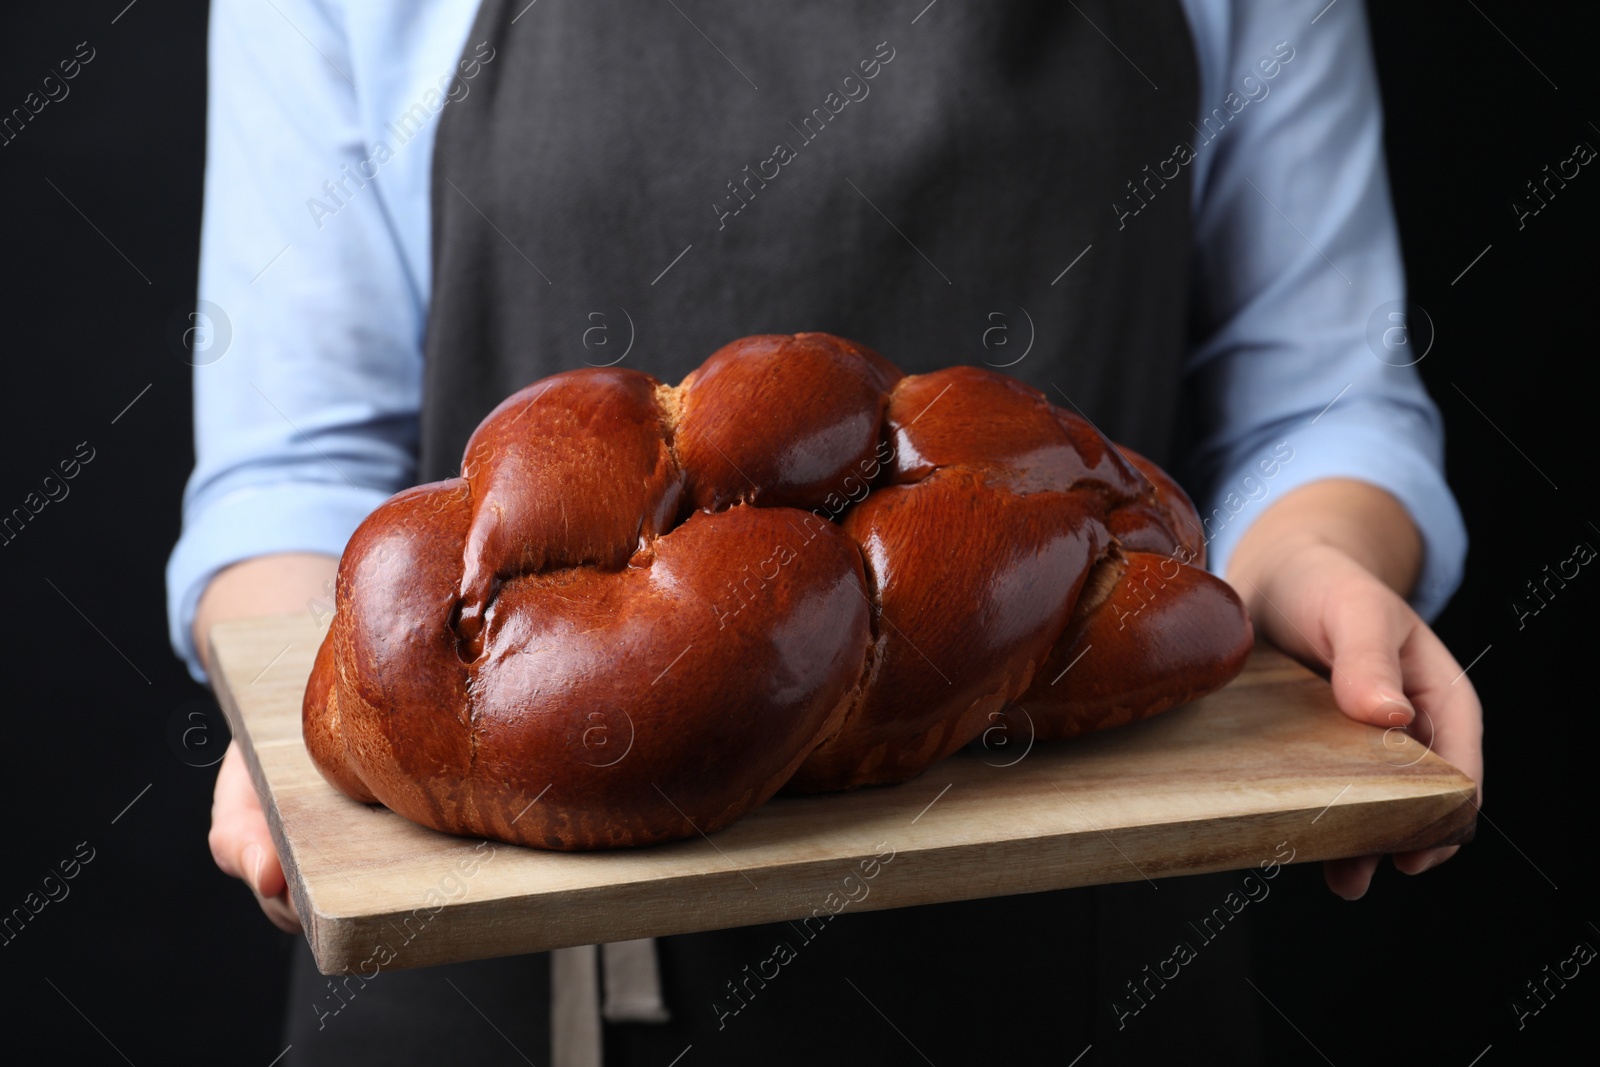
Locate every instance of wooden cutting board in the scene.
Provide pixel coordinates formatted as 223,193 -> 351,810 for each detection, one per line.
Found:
210,612 -> 1476,976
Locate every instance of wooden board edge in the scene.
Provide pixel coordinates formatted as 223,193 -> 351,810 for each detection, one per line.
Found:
1352,786 -> 1478,852
298,789 -> 1479,975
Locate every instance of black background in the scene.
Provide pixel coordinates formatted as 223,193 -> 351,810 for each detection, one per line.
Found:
0,1 -> 1593,1063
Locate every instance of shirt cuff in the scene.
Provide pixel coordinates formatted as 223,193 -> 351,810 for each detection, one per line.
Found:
166,481 -> 392,683
1199,414 -> 1467,624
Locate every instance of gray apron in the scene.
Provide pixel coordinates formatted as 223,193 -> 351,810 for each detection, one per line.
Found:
419,0 -> 1201,480
286,2 -> 1264,1064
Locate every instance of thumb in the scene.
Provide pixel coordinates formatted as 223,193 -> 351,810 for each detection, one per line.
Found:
1324,590 -> 1417,729
241,840 -> 287,900
209,743 -> 287,899
210,817 -> 286,899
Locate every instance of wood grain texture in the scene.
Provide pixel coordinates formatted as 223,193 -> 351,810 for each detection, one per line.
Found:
210,612 -> 1477,977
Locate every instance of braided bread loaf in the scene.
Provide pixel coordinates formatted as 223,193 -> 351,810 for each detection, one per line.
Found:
304,334 -> 1252,850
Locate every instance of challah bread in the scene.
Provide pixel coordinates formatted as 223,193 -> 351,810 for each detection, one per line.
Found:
304,333 -> 1252,849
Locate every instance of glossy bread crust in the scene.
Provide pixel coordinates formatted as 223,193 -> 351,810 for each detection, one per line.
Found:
305,333 -> 1252,849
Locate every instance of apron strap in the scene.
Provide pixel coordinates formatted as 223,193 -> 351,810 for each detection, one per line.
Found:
601,938 -> 671,1023
552,938 -> 671,1067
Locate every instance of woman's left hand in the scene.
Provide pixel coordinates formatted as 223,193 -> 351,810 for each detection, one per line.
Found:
1223,479 -> 1483,899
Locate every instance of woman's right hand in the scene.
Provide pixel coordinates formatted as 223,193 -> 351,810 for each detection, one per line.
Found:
210,741 -> 301,932
194,551 -> 340,933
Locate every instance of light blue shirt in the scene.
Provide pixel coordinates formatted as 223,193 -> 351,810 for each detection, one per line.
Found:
169,0 -> 1467,681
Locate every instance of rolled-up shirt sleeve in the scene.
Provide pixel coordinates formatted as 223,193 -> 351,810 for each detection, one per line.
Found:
166,0 -> 425,680
1180,0 -> 1467,622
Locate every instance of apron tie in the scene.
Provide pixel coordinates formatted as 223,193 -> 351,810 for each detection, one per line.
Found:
551,937 -> 669,1067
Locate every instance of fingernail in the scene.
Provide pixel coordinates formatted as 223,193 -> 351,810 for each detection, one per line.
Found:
1377,696 -> 1415,725
1405,851 -> 1441,875
244,844 -> 263,893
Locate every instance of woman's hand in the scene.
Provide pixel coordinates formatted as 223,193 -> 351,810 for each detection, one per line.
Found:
1224,479 -> 1483,900
210,740 -> 301,932
194,551 -> 340,932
